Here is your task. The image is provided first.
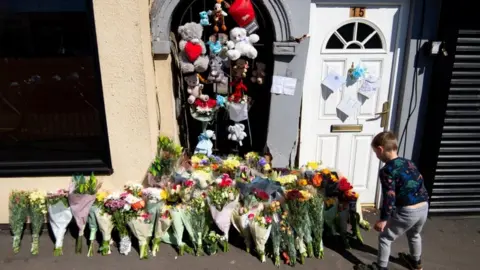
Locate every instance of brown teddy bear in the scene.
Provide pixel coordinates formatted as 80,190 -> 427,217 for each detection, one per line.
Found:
251,62 -> 266,84
232,59 -> 249,79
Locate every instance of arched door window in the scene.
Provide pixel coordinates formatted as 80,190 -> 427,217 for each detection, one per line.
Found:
170,0 -> 274,155
323,19 -> 386,53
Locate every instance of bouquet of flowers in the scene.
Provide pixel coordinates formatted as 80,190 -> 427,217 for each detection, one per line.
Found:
68,173 -> 101,254
245,152 -> 271,174
231,206 -> 253,253
94,191 -> 114,255
161,204 -> 190,255
266,201 -> 282,266
219,155 -> 241,177
192,98 -> 217,116
46,189 -> 72,256
127,210 -> 153,259
285,189 -> 314,263
191,169 -> 213,189
279,209 -> 296,266
142,187 -> 164,237
28,190 -> 47,255
306,189 -> 325,258
207,174 -> 240,252
191,153 -> 211,171
104,192 -> 131,255
87,200 -> 99,257
182,195 -> 208,256
248,210 -> 273,262
148,136 -> 183,186
152,205 -> 172,256
203,231 -> 221,255
9,190 -> 29,253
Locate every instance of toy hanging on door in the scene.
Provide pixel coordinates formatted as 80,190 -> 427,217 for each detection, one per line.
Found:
194,130 -> 216,156
232,59 -> 249,79
199,11 -> 210,26
347,62 -> 366,82
208,56 -> 228,85
229,79 -> 248,103
228,123 -> 247,146
227,0 -> 258,34
206,36 -> 223,55
178,22 -> 209,73
226,27 -> 259,60
185,73 -> 208,104
208,0 -> 228,33
251,62 -> 266,84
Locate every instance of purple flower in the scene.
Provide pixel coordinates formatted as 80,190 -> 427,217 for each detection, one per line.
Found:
258,157 -> 267,167
201,159 -> 209,165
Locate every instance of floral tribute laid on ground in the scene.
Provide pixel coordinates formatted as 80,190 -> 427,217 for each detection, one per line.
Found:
8,136 -> 369,266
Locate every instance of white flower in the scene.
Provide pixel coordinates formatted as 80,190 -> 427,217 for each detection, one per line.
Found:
123,204 -> 131,211
228,192 -> 235,201
214,177 -> 222,184
222,192 -> 228,199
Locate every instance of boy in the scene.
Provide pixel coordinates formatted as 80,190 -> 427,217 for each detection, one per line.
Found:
357,131 -> 429,270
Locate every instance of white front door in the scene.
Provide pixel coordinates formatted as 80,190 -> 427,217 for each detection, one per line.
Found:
300,1 -> 409,204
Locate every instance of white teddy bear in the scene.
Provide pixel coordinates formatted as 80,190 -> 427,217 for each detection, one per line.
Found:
226,27 -> 259,61
228,123 -> 247,146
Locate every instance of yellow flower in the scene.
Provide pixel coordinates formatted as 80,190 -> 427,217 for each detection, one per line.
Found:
160,189 -> 168,200
276,175 -> 297,185
299,190 -> 312,201
96,191 -> 108,202
321,168 -> 331,175
325,198 -> 336,207
298,179 -> 308,186
264,164 -> 271,171
307,161 -> 319,170
191,156 -> 201,164
330,174 -> 338,182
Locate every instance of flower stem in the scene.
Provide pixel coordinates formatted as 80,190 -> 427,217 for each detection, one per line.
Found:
307,242 -> 314,258
31,234 -> 39,255
151,238 -> 160,257
53,247 -> 63,256
274,255 -> 281,267
12,235 -> 21,254
100,241 -> 111,256
87,241 -> 94,257
75,237 -> 83,254
140,244 -> 148,260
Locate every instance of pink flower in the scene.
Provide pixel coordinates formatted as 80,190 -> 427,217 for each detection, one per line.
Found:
248,213 -> 254,220
185,180 -> 194,187
265,216 -> 273,224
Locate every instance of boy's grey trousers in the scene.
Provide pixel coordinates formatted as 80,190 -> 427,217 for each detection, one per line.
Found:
378,203 -> 429,268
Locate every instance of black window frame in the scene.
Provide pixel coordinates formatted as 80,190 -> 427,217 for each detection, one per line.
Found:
0,0 -> 113,177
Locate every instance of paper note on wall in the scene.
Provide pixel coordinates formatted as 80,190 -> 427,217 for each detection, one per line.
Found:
271,75 -> 297,96
358,76 -> 380,98
322,71 -> 345,92
336,97 -> 361,118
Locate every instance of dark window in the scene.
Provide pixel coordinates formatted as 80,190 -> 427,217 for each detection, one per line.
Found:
0,0 -> 112,176
325,22 -> 384,50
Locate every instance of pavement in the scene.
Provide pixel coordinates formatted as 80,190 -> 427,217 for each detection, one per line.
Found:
0,211 -> 478,270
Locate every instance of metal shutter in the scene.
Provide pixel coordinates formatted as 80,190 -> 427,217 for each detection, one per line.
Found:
430,29 -> 480,213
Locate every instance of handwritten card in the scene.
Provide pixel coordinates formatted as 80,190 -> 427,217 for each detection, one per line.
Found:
336,97 -> 361,118
358,76 -> 380,98
322,71 -> 345,92
271,75 -> 297,96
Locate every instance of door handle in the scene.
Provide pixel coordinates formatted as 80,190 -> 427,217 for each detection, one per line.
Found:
376,101 -> 390,128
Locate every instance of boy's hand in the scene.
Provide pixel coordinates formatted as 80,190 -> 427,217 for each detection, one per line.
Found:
374,220 -> 387,232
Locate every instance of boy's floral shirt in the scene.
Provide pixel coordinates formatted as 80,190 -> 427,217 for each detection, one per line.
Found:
379,157 -> 429,220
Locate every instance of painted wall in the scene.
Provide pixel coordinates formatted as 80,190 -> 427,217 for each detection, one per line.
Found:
266,0 -> 311,168
393,0 -> 442,163
0,0 -> 162,223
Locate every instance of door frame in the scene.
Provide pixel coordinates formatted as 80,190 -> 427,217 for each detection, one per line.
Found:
301,0 -> 411,206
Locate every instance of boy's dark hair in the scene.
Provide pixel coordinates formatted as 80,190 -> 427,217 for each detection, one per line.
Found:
371,131 -> 398,151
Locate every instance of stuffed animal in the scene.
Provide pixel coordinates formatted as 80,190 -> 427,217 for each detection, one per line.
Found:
228,123 -> 247,146
229,79 -> 248,103
199,11 -> 210,26
206,37 -> 223,55
226,27 -> 259,60
208,56 -> 228,85
232,59 -> 249,78
251,62 -> 266,84
178,22 -> 209,73
208,0 -> 228,33
185,73 -> 208,104
194,130 -> 216,156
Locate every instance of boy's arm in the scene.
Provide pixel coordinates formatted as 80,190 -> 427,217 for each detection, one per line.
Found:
379,169 -> 396,221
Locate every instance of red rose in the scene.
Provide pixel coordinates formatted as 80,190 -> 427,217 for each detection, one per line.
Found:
265,216 -> 273,224
286,189 -> 303,200
185,180 -> 194,187
253,189 -> 269,201
338,177 -> 353,192
248,213 -> 254,219
206,99 -> 217,108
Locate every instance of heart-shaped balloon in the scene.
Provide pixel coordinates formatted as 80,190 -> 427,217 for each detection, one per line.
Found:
185,41 -> 202,62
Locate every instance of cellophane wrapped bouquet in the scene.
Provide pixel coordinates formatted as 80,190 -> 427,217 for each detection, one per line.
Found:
265,201 -> 282,266
103,192 -> 131,255
46,189 -> 72,256
9,190 -> 29,253
248,209 -> 273,262
94,191 -> 114,255
219,155 -> 241,178
183,188 -> 208,256
207,173 -> 239,252
203,231 -> 221,255
279,209 -> 297,266
152,204 -> 172,256
68,173 -> 102,254
142,187 -> 165,255
148,136 -> 183,186
28,190 -> 47,255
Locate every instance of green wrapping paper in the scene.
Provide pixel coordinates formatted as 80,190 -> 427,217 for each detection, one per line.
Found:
87,205 -> 98,257
160,207 -> 189,255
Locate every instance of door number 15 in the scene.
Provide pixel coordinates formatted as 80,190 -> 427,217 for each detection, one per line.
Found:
350,7 -> 366,18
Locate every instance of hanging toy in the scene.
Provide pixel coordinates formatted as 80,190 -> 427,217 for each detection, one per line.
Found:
206,35 -> 223,55
229,79 -> 248,103
226,27 -> 259,60
227,0 -> 259,34
208,0 -> 228,33
251,62 -> 266,84
194,130 -> 216,156
208,55 -> 228,85
216,95 -> 227,108
228,123 -> 247,146
232,59 -> 249,79
199,11 -> 210,26
185,73 -> 208,104
347,62 -> 366,82
178,22 -> 209,73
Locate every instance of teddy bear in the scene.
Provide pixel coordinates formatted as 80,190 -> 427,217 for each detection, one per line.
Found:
251,62 -> 266,84
199,11 -> 210,26
232,59 -> 249,78
194,130 -> 216,156
184,73 -> 209,104
208,0 -> 228,33
178,22 -> 209,73
207,56 -> 228,85
228,123 -> 247,146
226,27 -> 259,61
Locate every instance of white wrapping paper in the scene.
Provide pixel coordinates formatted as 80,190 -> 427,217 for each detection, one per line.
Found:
160,207 -> 184,246
231,210 -> 252,249
95,210 -> 113,241
154,216 -> 172,239
128,219 -> 153,246
249,222 -> 272,262
209,197 -> 239,240
48,202 -> 73,248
